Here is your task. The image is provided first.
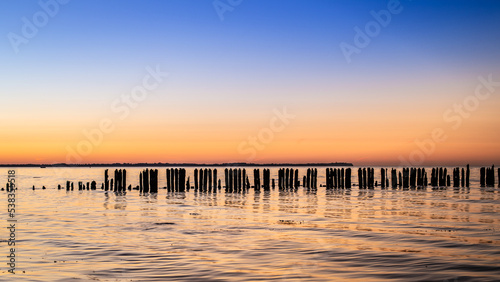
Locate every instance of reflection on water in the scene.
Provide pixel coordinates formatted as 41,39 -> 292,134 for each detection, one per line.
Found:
2,167 -> 500,281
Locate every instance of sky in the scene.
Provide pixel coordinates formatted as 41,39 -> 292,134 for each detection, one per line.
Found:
1,0 -> 500,166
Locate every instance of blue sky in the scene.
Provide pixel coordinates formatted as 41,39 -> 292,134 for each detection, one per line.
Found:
1,0 -> 500,164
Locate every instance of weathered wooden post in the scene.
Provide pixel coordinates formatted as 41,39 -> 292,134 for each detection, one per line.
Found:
113,169 -> 118,192
139,172 -> 143,192
207,169 -> 212,192
346,168 -> 351,188
306,168 -> 311,189
238,168 -> 242,192
480,167 -> 485,187
358,168 -> 362,189
174,168 -> 179,192
381,168 -> 385,189
391,169 -> 397,188
180,168 -> 186,192
285,168 -> 289,189
403,168 -> 408,189
242,169 -> 247,191
453,168 -> 458,188
363,168 -> 367,189
253,169 -> 260,191
339,168 -> 345,189
224,168 -> 228,191
461,168 -> 465,187
227,168 -> 232,192
278,169 -> 282,189
194,169 -> 198,192
326,168 -> 330,189
149,169 -> 158,193
143,169 -> 150,193
214,169 -> 218,190
104,169 -> 109,191
409,168 -> 415,188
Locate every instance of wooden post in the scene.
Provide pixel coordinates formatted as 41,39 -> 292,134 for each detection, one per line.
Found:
346,168 -> 351,188
104,169 -> 109,191
306,168 -> 311,189
480,167 -> 485,187
358,168 -> 362,189
228,169 -> 232,192
381,168 -> 385,189
214,169 -> 218,190
139,172 -> 143,192
208,169 -> 212,192
278,169 -> 282,189
194,169 -> 198,192
326,168 -> 330,189
461,168 -> 465,187
143,169 -> 149,193
391,169 -> 396,188
238,168 -> 242,192
224,168 -> 228,191
149,169 -> 158,193
180,168 -> 186,192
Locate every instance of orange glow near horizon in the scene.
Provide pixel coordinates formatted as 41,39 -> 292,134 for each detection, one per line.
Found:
2,113 -> 499,166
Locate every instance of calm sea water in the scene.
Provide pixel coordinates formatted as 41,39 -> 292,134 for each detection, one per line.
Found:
1,167 -> 499,281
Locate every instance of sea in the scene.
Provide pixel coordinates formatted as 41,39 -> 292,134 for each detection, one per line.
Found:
1,166 -> 499,281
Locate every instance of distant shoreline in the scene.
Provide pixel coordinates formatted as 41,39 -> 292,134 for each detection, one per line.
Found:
0,162 -> 353,168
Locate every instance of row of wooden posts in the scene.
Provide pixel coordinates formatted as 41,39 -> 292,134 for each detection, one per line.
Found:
357,166 -> 472,189
40,165 -> 500,192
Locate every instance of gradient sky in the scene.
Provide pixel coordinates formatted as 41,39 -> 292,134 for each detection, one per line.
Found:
1,0 -> 500,165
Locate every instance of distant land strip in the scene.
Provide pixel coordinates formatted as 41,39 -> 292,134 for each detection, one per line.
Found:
0,162 -> 353,168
